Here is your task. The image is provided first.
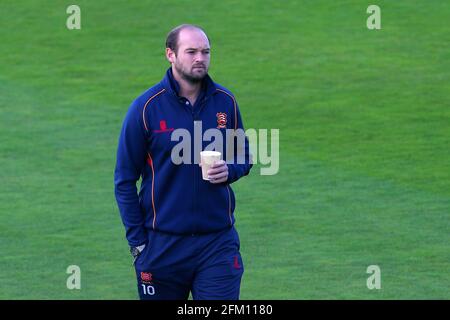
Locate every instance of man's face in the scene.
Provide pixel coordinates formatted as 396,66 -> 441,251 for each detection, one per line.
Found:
167,28 -> 210,83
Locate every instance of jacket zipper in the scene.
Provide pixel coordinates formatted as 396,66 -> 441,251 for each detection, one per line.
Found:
192,105 -> 198,234
192,97 -> 208,234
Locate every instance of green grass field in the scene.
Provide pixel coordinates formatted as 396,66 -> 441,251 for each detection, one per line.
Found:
0,0 -> 449,299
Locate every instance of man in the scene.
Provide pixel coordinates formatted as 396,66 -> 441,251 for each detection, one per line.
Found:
114,24 -> 252,300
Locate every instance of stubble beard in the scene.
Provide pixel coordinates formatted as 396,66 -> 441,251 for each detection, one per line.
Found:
174,61 -> 208,84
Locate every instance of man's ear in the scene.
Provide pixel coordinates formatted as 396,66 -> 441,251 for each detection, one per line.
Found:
166,48 -> 176,64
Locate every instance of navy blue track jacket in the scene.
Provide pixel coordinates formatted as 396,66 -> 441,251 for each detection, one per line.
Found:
114,68 -> 252,246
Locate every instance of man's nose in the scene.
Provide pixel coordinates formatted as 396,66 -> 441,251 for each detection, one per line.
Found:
194,52 -> 207,62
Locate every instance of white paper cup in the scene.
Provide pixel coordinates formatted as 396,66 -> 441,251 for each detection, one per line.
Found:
200,151 -> 221,181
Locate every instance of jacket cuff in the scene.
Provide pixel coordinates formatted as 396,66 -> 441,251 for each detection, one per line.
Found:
126,227 -> 148,247
226,164 -> 238,184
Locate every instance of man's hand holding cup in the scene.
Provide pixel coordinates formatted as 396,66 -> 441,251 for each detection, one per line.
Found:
199,151 -> 228,184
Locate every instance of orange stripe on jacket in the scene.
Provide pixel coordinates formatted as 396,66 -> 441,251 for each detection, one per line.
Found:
226,185 -> 232,225
146,152 -> 157,229
142,89 -> 166,132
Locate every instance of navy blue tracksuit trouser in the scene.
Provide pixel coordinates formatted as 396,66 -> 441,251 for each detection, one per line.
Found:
134,226 -> 244,300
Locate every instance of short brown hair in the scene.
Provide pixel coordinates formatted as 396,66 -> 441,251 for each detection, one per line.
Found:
165,24 -> 210,54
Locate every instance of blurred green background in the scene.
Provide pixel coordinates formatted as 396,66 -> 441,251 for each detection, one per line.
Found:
0,0 -> 448,299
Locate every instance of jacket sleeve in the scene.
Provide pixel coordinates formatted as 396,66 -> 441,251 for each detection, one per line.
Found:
226,100 -> 253,184
114,100 -> 148,247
